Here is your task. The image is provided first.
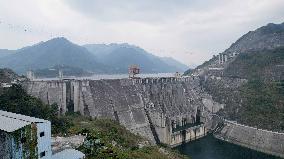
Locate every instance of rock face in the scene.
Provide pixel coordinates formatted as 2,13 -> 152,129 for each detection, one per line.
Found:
23,77 -> 218,145
51,135 -> 85,154
201,76 -> 248,120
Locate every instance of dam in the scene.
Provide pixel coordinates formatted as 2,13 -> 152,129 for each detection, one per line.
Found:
23,76 -> 218,146
22,76 -> 284,158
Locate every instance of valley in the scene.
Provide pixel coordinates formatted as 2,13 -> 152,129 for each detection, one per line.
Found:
0,8 -> 283,158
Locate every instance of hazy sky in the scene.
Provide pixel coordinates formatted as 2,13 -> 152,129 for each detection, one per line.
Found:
0,0 -> 283,67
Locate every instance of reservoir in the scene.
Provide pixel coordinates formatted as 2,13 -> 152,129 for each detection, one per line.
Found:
176,135 -> 281,159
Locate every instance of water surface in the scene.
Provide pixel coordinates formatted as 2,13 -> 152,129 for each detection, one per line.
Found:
176,135 -> 281,159
34,73 -> 175,81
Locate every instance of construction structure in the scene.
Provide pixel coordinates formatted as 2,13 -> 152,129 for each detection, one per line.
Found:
128,64 -> 140,78
58,70 -> 64,80
174,72 -> 182,78
0,110 -> 85,159
0,110 -> 52,159
27,70 -> 35,81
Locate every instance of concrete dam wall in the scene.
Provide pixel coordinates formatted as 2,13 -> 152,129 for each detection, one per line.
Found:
23,77 -> 214,146
22,77 -> 284,157
215,120 -> 284,158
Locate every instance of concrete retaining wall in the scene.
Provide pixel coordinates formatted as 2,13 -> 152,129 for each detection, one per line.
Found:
215,120 -> 284,158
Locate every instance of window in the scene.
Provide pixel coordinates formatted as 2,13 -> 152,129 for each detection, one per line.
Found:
40,132 -> 45,137
40,151 -> 45,158
21,137 -> 26,143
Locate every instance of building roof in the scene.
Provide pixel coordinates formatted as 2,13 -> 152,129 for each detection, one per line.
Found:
52,149 -> 85,159
0,115 -> 31,132
0,110 -> 49,132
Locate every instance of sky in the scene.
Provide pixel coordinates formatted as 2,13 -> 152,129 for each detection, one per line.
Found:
0,0 -> 283,67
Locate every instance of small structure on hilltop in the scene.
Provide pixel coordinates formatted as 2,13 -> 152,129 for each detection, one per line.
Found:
174,72 -> 181,78
128,64 -> 140,78
218,53 -> 228,64
58,70 -> 64,80
1,83 -> 12,88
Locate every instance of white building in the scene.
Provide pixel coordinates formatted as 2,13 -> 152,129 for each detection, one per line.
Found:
174,72 -> 182,78
218,53 -> 228,64
1,83 -> 12,88
0,110 -> 52,159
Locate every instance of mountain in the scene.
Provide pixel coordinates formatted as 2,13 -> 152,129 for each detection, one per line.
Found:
224,22 -> 284,54
224,47 -> 284,81
0,49 -> 15,58
0,38 -> 188,75
185,22 -> 284,131
34,65 -> 92,78
160,57 -> 188,72
84,43 -> 188,73
185,22 -> 284,75
0,37 -> 107,74
204,47 -> 284,131
221,22 -> 284,81
0,68 -> 21,83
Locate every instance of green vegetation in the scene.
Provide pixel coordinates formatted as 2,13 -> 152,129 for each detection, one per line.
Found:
238,79 -> 284,131
224,47 -> 284,80
203,48 -> 284,131
62,115 -> 188,159
211,47 -> 284,131
229,48 -> 284,131
183,69 -> 192,76
0,68 -> 20,83
13,124 -> 38,159
0,84 -> 72,134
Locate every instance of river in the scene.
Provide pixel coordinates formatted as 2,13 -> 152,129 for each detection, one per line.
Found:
175,135 -> 281,159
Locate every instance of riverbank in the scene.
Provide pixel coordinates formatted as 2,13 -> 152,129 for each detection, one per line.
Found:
214,120 -> 284,158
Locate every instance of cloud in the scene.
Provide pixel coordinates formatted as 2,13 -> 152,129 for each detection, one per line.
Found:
0,0 -> 283,67
64,0 -> 193,22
